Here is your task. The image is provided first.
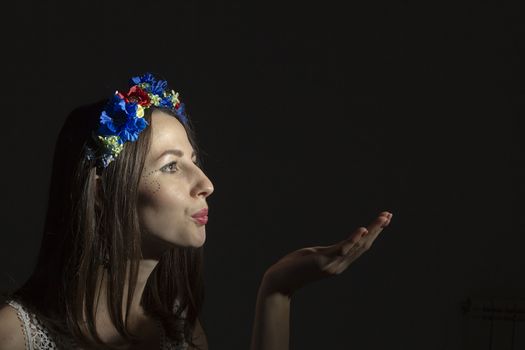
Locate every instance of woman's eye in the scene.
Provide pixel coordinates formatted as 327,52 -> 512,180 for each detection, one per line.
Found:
162,161 -> 179,173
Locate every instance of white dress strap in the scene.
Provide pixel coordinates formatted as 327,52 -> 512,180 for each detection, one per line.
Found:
5,297 -> 189,349
4,298 -> 76,350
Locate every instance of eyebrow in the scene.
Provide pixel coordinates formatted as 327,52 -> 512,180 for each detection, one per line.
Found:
156,149 -> 197,161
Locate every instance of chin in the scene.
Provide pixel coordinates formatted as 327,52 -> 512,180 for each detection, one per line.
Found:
191,229 -> 206,248
169,228 -> 206,249
187,224 -> 207,247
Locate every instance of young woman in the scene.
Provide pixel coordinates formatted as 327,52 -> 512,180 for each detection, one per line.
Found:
0,73 -> 392,350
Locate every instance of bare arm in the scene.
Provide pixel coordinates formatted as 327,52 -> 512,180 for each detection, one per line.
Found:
249,277 -> 291,350
0,304 -> 26,350
249,211 -> 392,350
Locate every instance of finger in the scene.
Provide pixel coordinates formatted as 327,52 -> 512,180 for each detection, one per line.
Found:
363,211 -> 392,242
340,227 -> 368,255
331,213 -> 394,274
325,234 -> 369,274
383,212 -> 393,227
322,227 -> 367,258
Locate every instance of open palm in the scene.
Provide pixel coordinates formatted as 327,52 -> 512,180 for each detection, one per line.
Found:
262,211 -> 393,297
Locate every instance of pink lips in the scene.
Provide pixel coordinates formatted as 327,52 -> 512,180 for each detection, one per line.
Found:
191,208 -> 208,225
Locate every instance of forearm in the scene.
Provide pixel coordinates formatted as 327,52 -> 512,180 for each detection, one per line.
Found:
250,278 -> 291,350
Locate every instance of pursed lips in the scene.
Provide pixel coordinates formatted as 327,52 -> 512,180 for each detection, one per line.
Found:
191,208 -> 208,225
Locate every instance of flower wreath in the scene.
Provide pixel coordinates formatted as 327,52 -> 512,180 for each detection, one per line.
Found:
86,73 -> 188,169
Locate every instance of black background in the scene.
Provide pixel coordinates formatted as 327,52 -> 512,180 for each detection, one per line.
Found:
0,0 -> 523,349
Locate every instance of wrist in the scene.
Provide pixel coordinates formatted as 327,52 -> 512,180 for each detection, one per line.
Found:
260,273 -> 292,302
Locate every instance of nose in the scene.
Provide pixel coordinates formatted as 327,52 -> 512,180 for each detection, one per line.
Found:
192,168 -> 214,199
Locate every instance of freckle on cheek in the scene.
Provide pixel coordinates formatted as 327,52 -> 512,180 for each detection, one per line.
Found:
142,170 -> 161,194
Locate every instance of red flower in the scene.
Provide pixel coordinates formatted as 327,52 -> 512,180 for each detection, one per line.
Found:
121,86 -> 151,106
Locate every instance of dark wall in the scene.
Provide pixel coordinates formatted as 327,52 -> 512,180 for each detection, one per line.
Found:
1,0 -> 522,349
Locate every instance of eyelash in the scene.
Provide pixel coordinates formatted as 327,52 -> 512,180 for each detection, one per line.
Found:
161,161 -> 199,173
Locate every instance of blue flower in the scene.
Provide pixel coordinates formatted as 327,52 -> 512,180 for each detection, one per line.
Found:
176,103 -> 188,124
98,93 -> 149,143
120,115 -> 148,142
98,95 -> 130,134
159,96 -> 174,109
101,153 -> 116,168
131,73 -> 156,86
131,73 -> 167,95
149,79 -> 168,95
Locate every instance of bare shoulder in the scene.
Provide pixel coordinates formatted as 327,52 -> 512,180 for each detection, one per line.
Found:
0,303 -> 26,350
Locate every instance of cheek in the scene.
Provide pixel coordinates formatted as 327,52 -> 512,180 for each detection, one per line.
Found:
137,176 -> 188,236
141,169 -> 161,194
140,186 -> 185,212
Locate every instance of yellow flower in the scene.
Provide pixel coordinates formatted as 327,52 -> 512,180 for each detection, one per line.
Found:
170,91 -> 180,105
99,135 -> 124,156
136,105 -> 144,118
149,93 -> 161,106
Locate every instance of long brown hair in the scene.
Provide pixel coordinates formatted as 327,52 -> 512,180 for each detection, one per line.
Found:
6,100 -> 206,349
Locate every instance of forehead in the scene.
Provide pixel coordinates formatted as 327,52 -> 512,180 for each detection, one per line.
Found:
147,110 -> 194,161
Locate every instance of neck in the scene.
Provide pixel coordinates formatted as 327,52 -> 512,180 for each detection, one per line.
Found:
75,259 -> 162,347
96,259 -> 159,322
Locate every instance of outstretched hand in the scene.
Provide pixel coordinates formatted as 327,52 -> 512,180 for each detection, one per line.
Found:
261,211 -> 393,298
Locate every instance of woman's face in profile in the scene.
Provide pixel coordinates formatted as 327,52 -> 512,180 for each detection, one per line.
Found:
137,110 -> 214,255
